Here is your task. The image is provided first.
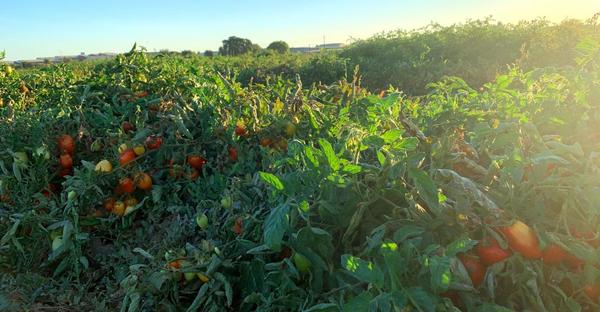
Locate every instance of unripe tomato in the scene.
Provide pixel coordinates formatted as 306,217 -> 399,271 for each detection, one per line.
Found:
67,191 -> 77,201
5,65 -> 14,75
119,149 -> 136,166
118,143 -> 128,154
122,121 -> 135,134
498,221 -> 542,259
196,213 -> 208,229
59,154 -> 73,169
228,146 -> 238,162
458,254 -> 485,287
124,196 -> 138,208
51,236 -> 63,251
119,177 -> 135,193
197,273 -> 210,283
187,155 -> 206,169
145,135 -> 162,150
14,151 -> 28,167
49,229 -> 62,240
476,236 -> 512,266
104,198 -> 116,212
133,145 -> 145,156
184,272 -> 197,282
135,172 -> 152,190
275,139 -> 288,151
35,146 -> 51,159
542,244 -> 569,265
57,134 -> 75,155
283,121 -> 296,138
293,253 -> 311,273
113,201 -> 126,216
169,161 -> 183,178
90,139 -> 102,152
220,195 -> 232,209
95,159 -> 113,173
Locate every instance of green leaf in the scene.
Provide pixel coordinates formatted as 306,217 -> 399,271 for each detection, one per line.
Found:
258,172 -> 284,190
405,287 -> 437,312
428,256 -> 451,292
409,168 -> 440,214
343,292 -> 373,312
445,237 -> 477,257
305,303 -> 338,312
342,163 -> 362,174
319,139 -> 339,171
341,254 -> 384,287
393,225 -> 425,242
263,203 -> 290,251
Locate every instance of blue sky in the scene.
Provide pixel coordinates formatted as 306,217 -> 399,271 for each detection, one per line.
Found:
1,0 -> 599,61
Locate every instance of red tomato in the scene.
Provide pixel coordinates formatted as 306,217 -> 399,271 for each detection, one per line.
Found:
476,236 -> 512,266
571,227 -> 600,248
260,137 -> 273,147
187,155 -> 206,169
584,284 -> 600,301
280,246 -> 293,260
542,244 -> 569,265
228,146 -> 238,162
57,134 -> 75,155
119,149 -> 137,166
122,121 -> 135,134
135,172 -> 152,190
566,254 -> 585,270
234,125 -> 247,136
441,291 -> 461,307
188,168 -> 200,180
104,198 -> 116,212
59,154 -> 73,169
119,177 -> 135,193
458,254 -> 485,287
232,217 -> 243,235
498,221 -> 542,259
58,168 -> 72,177
145,135 -> 162,150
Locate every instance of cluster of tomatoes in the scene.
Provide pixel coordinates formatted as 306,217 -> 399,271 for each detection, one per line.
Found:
454,220 -> 600,303
57,134 -> 76,177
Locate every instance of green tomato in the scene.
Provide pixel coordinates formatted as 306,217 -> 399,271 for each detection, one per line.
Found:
14,151 -> 28,166
220,196 -> 232,209
35,146 -> 50,160
51,236 -> 63,251
184,272 -> 197,282
293,253 -> 311,273
49,229 -> 62,240
90,139 -> 102,152
196,213 -> 209,229
67,191 -> 77,201
283,121 -> 296,138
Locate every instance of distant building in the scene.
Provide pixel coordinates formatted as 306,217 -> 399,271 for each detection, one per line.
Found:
290,43 -> 345,53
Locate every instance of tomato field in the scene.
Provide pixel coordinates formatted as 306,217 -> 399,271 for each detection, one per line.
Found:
2,21 -> 600,311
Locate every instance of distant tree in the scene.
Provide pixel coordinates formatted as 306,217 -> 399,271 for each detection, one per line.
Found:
218,36 -> 256,56
181,50 -> 194,57
267,41 -> 289,54
204,50 -> 214,57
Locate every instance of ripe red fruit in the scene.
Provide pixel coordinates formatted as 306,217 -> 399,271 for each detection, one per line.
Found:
187,155 -> 206,169
476,236 -> 512,266
119,177 -> 135,194
498,221 -> 542,259
566,254 -> 585,270
119,149 -> 136,166
571,227 -> 600,248
59,154 -> 73,169
260,137 -> 273,147
135,173 -> 152,190
584,284 -> 600,301
104,198 -> 116,212
458,254 -> 485,287
542,244 -> 569,265
57,134 -> 75,155
122,121 -> 135,134
228,146 -> 238,162
145,135 -> 162,150
188,168 -> 200,180
234,125 -> 247,136
58,168 -> 72,177
232,217 -> 243,235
